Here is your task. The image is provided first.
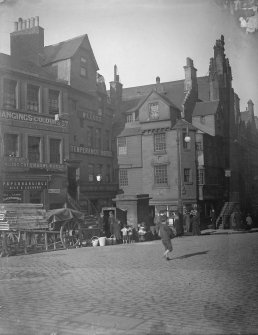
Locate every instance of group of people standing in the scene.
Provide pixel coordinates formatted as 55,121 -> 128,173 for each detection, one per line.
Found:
183,210 -> 201,235
98,211 -> 135,244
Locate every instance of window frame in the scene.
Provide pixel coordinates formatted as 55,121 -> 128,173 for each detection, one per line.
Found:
154,133 -> 166,152
117,137 -> 127,155
154,164 -> 168,185
48,89 -> 60,115
119,169 -> 128,186
183,168 -> 192,183
4,133 -> 20,157
3,78 -> 18,109
88,164 -> 94,182
27,135 -> 42,163
49,137 -> 62,164
27,84 -> 40,113
80,56 -> 88,78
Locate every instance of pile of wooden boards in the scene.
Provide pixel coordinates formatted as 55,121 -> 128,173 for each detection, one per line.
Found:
0,203 -> 48,231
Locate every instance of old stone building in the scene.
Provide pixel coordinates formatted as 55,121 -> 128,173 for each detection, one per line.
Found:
115,36 -> 258,228
0,17 -> 119,211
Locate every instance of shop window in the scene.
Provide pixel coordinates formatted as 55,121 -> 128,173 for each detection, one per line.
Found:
28,136 -> 41,163
154,133 -> 166,152
3,79 -> 17,109
154,165 -> 168,184
48,89 -> 60,115
49,138 -> 61,164
27,84 -> 39,112
88,164 -> 94,182
4,133 -> 19,157
117,137 -> 127,155
184,168 -> 192,183
119,169 -> 128,186
30,190 -> 42,204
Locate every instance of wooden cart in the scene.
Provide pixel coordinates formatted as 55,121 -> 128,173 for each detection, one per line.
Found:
0,204 -> 100,256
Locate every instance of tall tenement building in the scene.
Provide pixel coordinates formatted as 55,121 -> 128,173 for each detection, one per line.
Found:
114,36 -> 258,229
0,17 -> 119,211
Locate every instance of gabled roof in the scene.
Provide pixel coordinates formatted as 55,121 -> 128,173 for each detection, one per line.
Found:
192,100 -> 219,117
43,34 -> 99,69
125,90 -> 181,114
0,53 -> 57,81
122,76 -> 210,111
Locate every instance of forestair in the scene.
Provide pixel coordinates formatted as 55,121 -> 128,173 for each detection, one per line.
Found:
215,202 -> 239,229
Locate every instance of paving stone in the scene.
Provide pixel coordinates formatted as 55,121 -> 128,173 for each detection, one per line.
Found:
0,234 -> 258,334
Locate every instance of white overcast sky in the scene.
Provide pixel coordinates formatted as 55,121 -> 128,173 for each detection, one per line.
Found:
0,0 -> 257,113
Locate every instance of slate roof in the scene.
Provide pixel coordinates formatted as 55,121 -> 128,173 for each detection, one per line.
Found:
43,34 -> 99,69
122,76 -> 210,112
117,127 -> 142,137
125,90 -> 181,114
192,100 -> 219,116
0,52 -> 57,81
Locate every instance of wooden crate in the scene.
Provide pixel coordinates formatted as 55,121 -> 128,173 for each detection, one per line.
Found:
0,203 -> 48,230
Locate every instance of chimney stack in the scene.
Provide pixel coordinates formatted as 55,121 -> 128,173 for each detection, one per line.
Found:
10,16 -> 44,65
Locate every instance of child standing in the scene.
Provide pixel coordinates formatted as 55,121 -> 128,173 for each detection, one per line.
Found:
127,226 -> 133,243
121,225 -> 128,244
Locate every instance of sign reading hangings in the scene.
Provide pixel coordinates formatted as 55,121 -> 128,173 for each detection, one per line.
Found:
70,145 -> 112,157
0,110 -> 68,128
3,180 -> 48,190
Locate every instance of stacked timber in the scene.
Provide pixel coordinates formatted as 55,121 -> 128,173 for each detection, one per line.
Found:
0,204 -> 48,231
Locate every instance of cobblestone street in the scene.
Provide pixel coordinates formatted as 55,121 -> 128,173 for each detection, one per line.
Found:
0,233 -> 258,335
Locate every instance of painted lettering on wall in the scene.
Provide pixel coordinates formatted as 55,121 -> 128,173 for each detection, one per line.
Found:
0,110 -> 68,128
70,145 -> 112,157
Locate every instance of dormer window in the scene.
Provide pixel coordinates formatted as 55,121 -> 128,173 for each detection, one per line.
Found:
80,57 -> 87,77
127,114 -> 134,123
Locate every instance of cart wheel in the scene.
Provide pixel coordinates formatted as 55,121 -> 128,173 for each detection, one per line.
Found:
60,221 -> 80,249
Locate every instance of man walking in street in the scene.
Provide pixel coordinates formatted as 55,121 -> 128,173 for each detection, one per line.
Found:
159,216 -> 173,260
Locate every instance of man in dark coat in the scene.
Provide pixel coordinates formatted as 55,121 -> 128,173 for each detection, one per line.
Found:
159,217 -> 173,260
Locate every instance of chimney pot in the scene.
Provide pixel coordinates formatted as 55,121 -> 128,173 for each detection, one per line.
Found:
31,17 -> 35,27
18,18 -> 23,30
35,16 -> 39,26
22,20 -> 27,30
27,19 -> 31,28
14,22 -> 18,31
156,76 -> 160,84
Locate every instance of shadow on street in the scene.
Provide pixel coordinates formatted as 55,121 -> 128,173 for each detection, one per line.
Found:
169,250 -> 209,260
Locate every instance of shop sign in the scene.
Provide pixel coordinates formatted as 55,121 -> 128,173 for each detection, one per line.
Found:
48,189 -> 60,194
70,145 -> 112,157
81,110 -> 102,123
4,157 -> 66,171
3,180 -> 48,191
0,110 -> 68,128
3,191 -> 23,203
